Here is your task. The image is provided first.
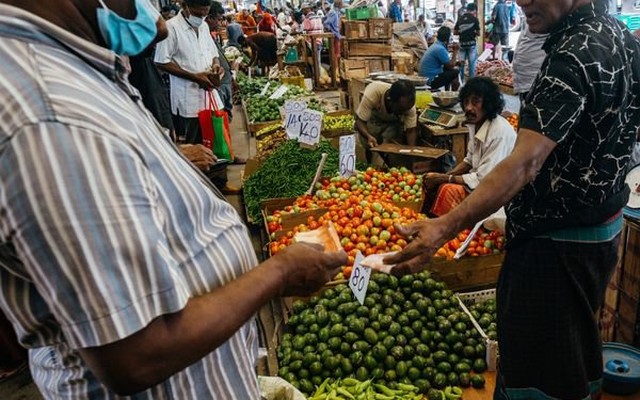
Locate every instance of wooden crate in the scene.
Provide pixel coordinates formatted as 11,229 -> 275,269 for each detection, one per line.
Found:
348,56 -> 392,74
605,217 -> 640,346
340,58 -> 369,80
343,20 -> 368,40
392,51 -> 416,75
345,40 -> 393,57
429,253 -> 505,291
368,18 -> 393,39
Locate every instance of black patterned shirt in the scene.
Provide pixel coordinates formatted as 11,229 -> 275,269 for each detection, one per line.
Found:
506,1 -> 640,244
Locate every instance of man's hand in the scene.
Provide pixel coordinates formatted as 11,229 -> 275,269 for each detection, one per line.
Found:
192,72 -> 215,89
451,42 -> 460,52
366,135 -> 379,148
423,172 -> 450,190
383,218 -> 452,276
179,144 -> 216,171
272,243 -> 347,297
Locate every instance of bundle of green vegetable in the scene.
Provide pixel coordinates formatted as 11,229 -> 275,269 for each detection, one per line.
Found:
244,140 -> 340,223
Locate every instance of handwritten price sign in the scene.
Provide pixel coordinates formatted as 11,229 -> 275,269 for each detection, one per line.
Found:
339,134 -> 356,178
268,85 -> 289,100
349,251 -> 371,305
297,109 -> 323,146
284,100 -> 307,140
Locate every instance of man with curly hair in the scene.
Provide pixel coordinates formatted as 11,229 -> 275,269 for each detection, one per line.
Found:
423,77 -> 516,216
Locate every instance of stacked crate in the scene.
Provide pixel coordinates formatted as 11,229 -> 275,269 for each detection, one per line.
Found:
340,17 -> 394,81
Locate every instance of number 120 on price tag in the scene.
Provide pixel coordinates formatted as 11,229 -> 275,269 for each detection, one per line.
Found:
339,134 -> 356,178
349,251 -> 371,305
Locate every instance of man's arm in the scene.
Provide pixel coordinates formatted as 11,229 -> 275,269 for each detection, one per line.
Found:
355,116 -> 378,148
443,43 -> 459,69
423,161 -> 471,189
156,61 -> 215,89
247,38 -> 259,66
385,128 -> 556,274
405,126 -> 418,146
80,243 -> 346,395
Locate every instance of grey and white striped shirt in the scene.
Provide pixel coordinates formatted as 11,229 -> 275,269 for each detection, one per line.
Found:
0,5 -> 259,399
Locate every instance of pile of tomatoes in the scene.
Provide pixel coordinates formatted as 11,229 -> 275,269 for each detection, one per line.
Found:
265,167 -> 423,235
435,228 -> 505,260
505,113 -> 519,131
269,198 -> 425,279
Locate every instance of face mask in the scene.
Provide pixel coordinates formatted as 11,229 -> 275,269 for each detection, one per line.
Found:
185,5 -> 205,28
96,0 -> 159,56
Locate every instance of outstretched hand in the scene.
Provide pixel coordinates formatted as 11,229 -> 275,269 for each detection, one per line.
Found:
383,218 -> 452,276
273,242 -> 347,297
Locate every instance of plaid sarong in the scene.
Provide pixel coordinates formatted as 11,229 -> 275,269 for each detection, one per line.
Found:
494,237 -> 619,399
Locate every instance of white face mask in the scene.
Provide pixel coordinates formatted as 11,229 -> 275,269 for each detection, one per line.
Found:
185,5 -> 204,27
187,14 -> 204,27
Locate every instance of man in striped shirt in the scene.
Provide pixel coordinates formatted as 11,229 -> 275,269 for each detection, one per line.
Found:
0,1 -> 346,399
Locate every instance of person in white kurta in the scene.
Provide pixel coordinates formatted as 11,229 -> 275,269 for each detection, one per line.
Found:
423,77 -> 516,216
154,1 -> 240,193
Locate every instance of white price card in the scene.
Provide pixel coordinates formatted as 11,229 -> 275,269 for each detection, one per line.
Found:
339,134 -> 356,178
259,81 -> 271,96
297,109 -> 323,146
349,251 -> 371,305
284,100 -> 307,140
268,85 -> 289,100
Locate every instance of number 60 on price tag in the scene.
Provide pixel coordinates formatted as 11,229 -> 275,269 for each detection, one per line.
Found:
339,134 -> 356,178
349,251 -> 371,305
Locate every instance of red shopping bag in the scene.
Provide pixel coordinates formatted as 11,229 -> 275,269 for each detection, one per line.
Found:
198,90 -> 234,160
197,90 -> 216,150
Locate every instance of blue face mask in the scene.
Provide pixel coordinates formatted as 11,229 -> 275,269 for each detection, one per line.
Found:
97,0 -> 160,56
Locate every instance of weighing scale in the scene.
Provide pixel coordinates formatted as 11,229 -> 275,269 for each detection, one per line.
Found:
418,103 -> 466,128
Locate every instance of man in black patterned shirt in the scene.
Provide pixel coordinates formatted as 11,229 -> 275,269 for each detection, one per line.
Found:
386,0 -> 640,398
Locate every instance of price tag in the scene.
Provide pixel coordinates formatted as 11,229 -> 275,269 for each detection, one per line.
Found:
349,251 -> 371,305
297,109 -> 323,146
259,81 -> 271,96
268,85 -> 289,100
284,100 -> 307,140
339,134 -> 356,178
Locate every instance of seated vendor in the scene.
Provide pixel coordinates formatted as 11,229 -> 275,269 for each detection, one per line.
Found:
419,26 -> 460,91
355,80 -> 418,166
237,31 -> 278,75
424,77 -> 516,216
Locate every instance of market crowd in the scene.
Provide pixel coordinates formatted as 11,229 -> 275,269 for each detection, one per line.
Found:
0,1 -> 639,400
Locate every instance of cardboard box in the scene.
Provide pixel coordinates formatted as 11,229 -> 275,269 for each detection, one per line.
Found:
343,20 -> 368,40
368,18 -> 393,39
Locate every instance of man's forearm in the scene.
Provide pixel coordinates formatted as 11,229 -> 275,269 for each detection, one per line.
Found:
355,118 -> 372,140
156,61 -> 197,82
405,127 -> 418,146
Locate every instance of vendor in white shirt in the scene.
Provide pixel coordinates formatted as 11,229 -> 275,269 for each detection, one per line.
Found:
424,77 -> 516,216
155,0 -> 239,194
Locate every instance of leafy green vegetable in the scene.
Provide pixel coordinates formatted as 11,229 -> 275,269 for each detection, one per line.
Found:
244,140 -> 340,223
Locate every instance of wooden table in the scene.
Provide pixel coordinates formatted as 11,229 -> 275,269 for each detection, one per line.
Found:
421,123 -> 469,165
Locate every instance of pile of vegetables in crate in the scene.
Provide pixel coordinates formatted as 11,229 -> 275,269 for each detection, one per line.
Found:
277,272 -> 489,398
243,140 -> 340,223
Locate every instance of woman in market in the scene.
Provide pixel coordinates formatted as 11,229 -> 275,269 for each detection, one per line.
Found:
422,77 -> 516,217
257,11 -> 277,34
